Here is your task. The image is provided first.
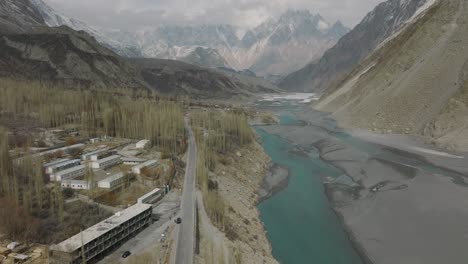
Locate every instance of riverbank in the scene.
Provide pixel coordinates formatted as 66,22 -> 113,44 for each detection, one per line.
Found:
259,104 -> 468,264
195,141 -> 278,264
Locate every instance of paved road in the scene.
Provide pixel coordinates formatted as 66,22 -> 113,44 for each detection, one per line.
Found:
173,117 -> 197,264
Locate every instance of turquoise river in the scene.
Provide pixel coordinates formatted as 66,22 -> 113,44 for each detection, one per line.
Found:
255,112 -> 363,264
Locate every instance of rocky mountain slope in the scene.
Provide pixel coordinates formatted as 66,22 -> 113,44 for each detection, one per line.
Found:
279,0 -> 432,92
0,0 -> 45,33
132,58 -> 279,98
81,10 -> 348,75
0,26 -> 143,88
315,0 -> 468,151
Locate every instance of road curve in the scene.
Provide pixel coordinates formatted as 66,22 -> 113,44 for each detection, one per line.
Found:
174,117 -> 197,264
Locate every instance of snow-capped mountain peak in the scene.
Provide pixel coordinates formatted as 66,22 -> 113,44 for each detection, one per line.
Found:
13,1 -> 350,76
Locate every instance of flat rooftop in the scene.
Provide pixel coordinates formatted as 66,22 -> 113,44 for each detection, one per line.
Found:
137,188 -> 161,204
54,164 -> 86,177
33,144 -> 85,157
82,147 -> 109,157
47,159 -> 80,169
132,160 -> 158,170
93,155 -> 121,164
51,203 -> 152,252
98,172 -> 125,184
43,159 -> 69,168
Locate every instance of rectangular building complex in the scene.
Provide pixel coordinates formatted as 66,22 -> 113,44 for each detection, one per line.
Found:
131,160 -> 158,175
45,159 -> 81,175
97,172 -> 126,189
50,165 -> 86,182
61,179 -> 94,190
135,140 -> 150,149
81,147 -> 109,161
91,155 -> 122,170
43,159 -> 69,172
137,188 -> 162,205
34,144 -> 85,158
50,203 -> 152,264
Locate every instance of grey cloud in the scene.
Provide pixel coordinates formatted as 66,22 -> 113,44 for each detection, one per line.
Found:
44,0 -> 384,31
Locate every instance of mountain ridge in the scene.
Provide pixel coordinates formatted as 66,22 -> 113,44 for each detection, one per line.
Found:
27,1 -> 348,75
315,0 -> 468,151
0,0 -> 279,99
279,0 -> 432,92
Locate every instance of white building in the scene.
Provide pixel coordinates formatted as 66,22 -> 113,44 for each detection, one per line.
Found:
45,159 -> 81,175
137,188 -> 163,204
122,157 -> 146,165
97,172 -> 126,189
81,147 -> 109,161
135,140 -> 150,149
91,155 -> 122,170
131,160 -> 158,175
43,159 -> 69,172
61,179 -> 95,190
51,165 -> 86,182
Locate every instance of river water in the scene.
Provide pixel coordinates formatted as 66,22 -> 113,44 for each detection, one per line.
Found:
254,97 -> 468,264
253,92 -> 468,264
254,102 -> 364,264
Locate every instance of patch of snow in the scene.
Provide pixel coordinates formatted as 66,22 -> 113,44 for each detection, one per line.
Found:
406,0 -> 438,24
316,62 -> 376,109
235,29 -> 246,40
377,0 -> 438,50
317,20 -> 330,31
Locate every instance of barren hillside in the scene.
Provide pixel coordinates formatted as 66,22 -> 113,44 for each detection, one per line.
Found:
315,0 -> 468,152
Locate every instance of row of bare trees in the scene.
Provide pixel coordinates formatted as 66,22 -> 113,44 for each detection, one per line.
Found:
192,110 -> 253,231
0,78 -> 186,153
0,128 -> 65,241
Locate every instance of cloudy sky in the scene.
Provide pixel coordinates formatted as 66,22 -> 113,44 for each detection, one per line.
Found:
44,0 -> 384,31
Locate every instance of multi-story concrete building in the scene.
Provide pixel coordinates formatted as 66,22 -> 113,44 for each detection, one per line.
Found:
97,172 -> 126,189
45,159 -> 81,175
49,203 -> 152,264
131,160 -> 158,175
91,155 -> 121,170
50,165 -> 86,182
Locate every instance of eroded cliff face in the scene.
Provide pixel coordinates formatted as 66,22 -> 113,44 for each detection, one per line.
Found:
315,0 -> 468,152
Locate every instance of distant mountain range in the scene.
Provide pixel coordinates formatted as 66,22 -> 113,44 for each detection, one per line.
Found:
17,0 -> 349,76
0,0 -> 279,98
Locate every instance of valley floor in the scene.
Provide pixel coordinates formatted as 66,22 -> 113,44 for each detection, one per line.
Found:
259,104 -> 468,264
